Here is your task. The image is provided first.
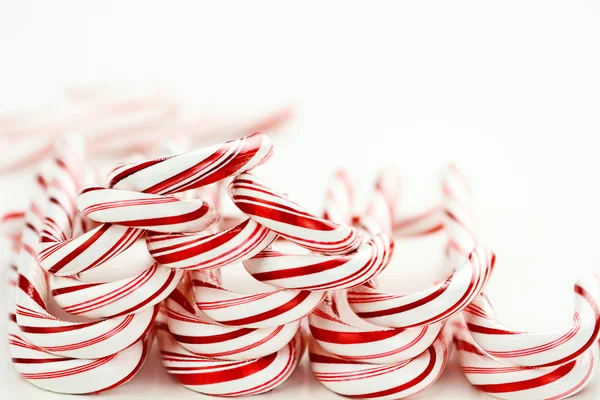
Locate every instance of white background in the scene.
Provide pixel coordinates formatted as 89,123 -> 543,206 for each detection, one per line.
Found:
1,1 -> 600,398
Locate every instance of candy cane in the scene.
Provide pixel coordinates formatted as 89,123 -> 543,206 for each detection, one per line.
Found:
455,319 -> 599,400
192,268 -> 325,329
234,172 -> 393,291
229,173 -> 362,255
167,280 -> 301,360
9,318 -> 153,395
322,169 -> 355,225
309,294 -> 444,365
158,324 -> 305,397
309,326 -> 453,400
463,278 -> 600,369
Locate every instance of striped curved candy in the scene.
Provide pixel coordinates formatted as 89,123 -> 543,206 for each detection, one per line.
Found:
243,232 -> 393,291
49,263 -> 181,319
166,284 -> 300,360
107,132 -> 273,195
392,206 -> 444,237
6,138 -> 157,395
455,320 -> 600,400
464,277 -> 600,368
309,326 -> 453,400
140,133 -> 323,395
192,269 -> 325,329
146,218 -> 277,271
347,246 -> 495,329
309,294 -> 444,365
159,325 -> 305,397
8,316 -> 153,395
16,262 -> 159,359
441,164 -> 478,263
77,186 -> 218,233
228,172 -> 362,255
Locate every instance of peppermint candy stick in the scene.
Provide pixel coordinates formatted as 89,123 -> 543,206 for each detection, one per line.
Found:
240,171 -> 393,291
309,326 -> 453,400
243,233 -> 393,292
455,320 -> 599,400
192,269 -> 325,329
9,318 -> 153,395
146,219 -> 277,271
464,277 -> 600,368
229,173 -> 362,255
309,294 -> 443,365
167,282 -> 300,360
389,165 -> 472,238
348,246 -> 494,329
159,325 -> 305,397
7,142 -> 154,394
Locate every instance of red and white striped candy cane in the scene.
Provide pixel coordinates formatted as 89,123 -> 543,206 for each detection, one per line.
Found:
322,169 -> 355,225
229,173 -> 362,255
191,268 -> 325,329
234,172 -> 393,291
9,318 -> 153,395
309,293 -> 444,365
146,218 -> 277,271
309,326 -> 453,400
158,323 -> 305,397
167,280 -> 301,360
464,277 -> 600,369
455,318 -> 599,400
0,90 -> 180,172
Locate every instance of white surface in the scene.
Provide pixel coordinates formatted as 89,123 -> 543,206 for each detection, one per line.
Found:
2,0 -> 600,398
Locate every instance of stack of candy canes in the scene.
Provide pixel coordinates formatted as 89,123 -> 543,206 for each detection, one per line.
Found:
2,131 -> 600,399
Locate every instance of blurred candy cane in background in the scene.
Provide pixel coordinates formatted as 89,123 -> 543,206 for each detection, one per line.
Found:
0,83 -> 292,172
308,166 -> 495,399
